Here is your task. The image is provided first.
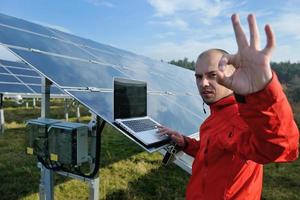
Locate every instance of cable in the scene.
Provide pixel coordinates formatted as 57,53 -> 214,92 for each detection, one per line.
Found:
36,117 -> 106,178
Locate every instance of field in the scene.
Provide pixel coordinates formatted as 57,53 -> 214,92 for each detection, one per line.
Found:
0,99 -> 299,200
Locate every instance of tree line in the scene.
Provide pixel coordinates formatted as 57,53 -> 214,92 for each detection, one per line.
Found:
169,58 -> 300,126
169,58 -> 300,104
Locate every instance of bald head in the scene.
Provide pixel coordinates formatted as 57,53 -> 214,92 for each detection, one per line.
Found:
195,49 -> 234,104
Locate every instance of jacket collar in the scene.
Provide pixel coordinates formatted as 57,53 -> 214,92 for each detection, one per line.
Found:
209,94 -> 236,115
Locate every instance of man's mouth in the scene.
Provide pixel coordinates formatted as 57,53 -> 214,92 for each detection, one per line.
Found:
201,90 -> 214,98
201,90 -> 214,95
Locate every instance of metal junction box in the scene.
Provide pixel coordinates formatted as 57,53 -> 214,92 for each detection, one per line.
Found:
47,122 -> 89,165
26,118 -> 61,156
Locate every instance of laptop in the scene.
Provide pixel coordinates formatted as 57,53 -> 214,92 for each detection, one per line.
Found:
113,77 -> 170,147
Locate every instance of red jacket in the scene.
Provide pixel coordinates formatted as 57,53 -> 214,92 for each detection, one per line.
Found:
183,73 -> 299,200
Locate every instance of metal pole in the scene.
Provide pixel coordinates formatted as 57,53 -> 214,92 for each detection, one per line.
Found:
89,176 -> 99,200
76,103 -> 81,122
0,93 -> 4,134
33,98 -> 36,108
64,99 -> 69,121
39,78 -> 54,200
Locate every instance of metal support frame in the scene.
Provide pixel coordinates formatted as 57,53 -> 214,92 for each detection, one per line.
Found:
33,98 -> 36,108
38,80 -> 101,199
76,102 -> 81,122
0,93 -> 4,134
64,98 -> 69,121
39,78 -> 54,200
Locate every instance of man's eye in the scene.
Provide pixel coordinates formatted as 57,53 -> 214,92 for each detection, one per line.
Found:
195,75 -> 202,80
209,73 -> 217,78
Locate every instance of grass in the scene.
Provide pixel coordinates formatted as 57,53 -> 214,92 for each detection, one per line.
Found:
0,99 -> 299,200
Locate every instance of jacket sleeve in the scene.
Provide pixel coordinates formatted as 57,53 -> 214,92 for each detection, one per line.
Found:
232,72 -> 299,164
183,136 -> 200,158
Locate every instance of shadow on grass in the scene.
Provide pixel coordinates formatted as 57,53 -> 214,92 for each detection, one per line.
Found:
0,122 -> 145,199
100,124 -> 144,168
104,164 -> 189,200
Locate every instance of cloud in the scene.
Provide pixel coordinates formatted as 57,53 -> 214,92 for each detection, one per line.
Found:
148,0 -> 230,18
150,18 -> 189,30
142,0 -> 300,63
140,37 -> 237,62
154,32 -> 176,39
85,0 -> 114,7
271,13 -> 300,39
32,20 -> 72,33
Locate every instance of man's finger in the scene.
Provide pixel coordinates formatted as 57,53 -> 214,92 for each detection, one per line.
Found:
216,70 -> 234,90
248,14 -> 260,49
262,24 -> 275,56
219,54 -> 239,69
232,13 -> 249,50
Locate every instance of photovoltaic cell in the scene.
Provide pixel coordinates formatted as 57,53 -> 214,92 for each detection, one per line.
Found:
0,74 -> 20,83
49,28 -> 135,57
11,48 -> 127,88
0,59 -> 64,95
0,59 -> 31,68
6,67 -> 40,77
0,24 -> 96,61
0,66 -> 8,73
17,76 -> 41,84
0,13 -> 56,37
0,83 -> 32,93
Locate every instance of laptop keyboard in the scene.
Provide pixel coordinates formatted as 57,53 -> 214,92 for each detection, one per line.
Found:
122,119 -> 158,132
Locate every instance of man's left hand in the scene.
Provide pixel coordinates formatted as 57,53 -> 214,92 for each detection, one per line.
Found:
217,13 -> 275,95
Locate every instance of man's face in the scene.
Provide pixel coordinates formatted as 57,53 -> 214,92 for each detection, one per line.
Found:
195,51 -> 232,104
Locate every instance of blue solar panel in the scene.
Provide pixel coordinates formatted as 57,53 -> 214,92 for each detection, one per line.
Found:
11,48 -> 127,88
0,74 -> 20,83
17,76 -> 41,84
0,59 -> 64,95
0,24 -> 96,61
0,66 -> 9,73
49,28 -> 135,57
0,82 -> 32,93
6,67 -> 40,77
0,59 -> 31,68
0,13 -> 56,37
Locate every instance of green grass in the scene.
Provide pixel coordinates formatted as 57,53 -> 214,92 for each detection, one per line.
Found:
0,100 -> 299,200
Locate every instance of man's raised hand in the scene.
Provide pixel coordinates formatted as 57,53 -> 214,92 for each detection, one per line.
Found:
217,13 -> 275,95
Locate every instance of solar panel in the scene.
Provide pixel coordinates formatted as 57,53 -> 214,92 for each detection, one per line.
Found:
0,13 -> 57,37
0,58 -> 64,95
0,13 -> 208,152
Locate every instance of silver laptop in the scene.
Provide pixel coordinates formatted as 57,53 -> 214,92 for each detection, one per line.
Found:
113,77 -> 170,147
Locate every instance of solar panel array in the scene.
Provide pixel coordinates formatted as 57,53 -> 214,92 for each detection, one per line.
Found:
0,13 -> 208,151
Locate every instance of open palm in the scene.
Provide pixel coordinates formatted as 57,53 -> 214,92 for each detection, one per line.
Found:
217,14 -> 275,95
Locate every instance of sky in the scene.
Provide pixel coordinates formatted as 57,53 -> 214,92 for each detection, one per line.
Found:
0,0 -> 300,63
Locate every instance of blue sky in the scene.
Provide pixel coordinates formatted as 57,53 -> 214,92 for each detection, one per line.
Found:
0,0 -> 300,62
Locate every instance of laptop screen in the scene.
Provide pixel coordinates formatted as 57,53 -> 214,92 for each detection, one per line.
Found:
114,77 -> 147,119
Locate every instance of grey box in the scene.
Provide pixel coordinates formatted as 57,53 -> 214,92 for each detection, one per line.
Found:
48,122 -> 89,165
26,118 -> 61,156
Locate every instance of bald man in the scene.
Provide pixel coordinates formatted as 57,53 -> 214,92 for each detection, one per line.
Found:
157,14 -> 299,200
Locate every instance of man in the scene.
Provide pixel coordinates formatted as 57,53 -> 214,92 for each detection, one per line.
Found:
157,13 -> 299,200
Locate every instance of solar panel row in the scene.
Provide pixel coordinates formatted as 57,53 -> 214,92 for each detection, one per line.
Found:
0,13 -> 207,149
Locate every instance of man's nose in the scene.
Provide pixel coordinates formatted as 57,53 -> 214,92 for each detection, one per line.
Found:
200,77 -> 209,87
